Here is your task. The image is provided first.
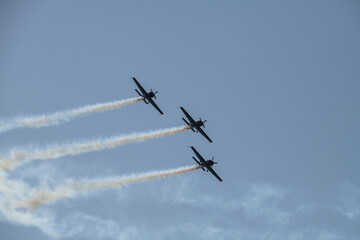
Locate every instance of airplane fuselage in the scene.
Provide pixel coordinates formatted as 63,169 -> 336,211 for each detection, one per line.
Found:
143,92 -> 155,99
190,121 -> 204,129
199,160 -> 215,168
206,160 -> 215,167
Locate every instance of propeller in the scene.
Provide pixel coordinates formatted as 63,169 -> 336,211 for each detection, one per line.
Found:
212,156 -> 218,164
199,118 -> 207,128
150,89 -> 157,99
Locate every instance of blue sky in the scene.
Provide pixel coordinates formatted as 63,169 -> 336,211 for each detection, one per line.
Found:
0,1 -> 359,239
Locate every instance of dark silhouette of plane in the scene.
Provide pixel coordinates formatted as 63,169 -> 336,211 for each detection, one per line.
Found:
180,107 -> 212,142
191,146 -> 222,182
132,77 -> 163,115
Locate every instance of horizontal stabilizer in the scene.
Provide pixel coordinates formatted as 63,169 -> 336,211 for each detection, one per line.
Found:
192,157 -> 205,171
135,88 -> 148,104
135,89 -> 148,104
135,89 -> 142,96
182,118 -> 195,132
182,117 -> 189,125
192,156 -> 200,164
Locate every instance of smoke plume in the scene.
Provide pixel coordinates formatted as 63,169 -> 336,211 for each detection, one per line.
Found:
0,126 -> 189,170
16,165 -> 200,208
0,97 -> 143,134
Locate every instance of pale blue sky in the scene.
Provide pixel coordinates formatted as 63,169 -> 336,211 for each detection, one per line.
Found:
1,1 -> 359,239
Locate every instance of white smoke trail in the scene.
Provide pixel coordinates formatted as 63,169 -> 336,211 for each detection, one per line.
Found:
0,97 -> 143,134
0,126 -> 189,170
0,171 -> 61,238
15,165 -> 200,208
0,165 -> 198,236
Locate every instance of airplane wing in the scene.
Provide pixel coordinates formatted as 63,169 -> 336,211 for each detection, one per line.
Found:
147,98 -> 164,115
191,146 -> 206,163
206,166 -> 223,182
132,77 -> 148,95
196,127 -> 213,143
180,107 -> 196,124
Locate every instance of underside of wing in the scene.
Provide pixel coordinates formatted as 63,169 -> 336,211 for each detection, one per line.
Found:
180,107 -> 196,124
191,146 -> 206,163
132,77 -> 147,95
207,167 -> 223,182
197,127 -> 213,143
148,98 -> 164,114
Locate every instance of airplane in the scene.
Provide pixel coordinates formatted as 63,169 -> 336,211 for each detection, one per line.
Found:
132,77 -> 163,115
180,107 -> 213,142
191,146 -> 222,182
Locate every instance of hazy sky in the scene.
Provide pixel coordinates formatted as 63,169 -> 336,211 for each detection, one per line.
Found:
1,1 -> 359,239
